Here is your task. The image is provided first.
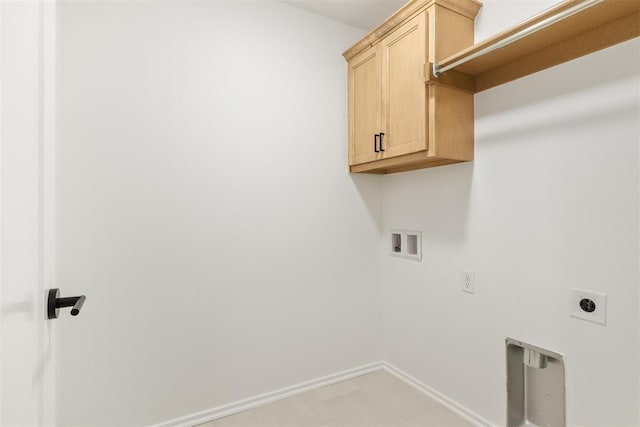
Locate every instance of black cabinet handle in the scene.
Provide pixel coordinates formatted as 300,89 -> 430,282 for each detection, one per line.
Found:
374,134 -> 380,153
47,288 -> 86,319
380,133 -> 385,152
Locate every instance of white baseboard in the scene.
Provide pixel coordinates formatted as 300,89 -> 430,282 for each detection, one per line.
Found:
152,361 -> 384,427
381,362 -> 495,427
153,360 -> 494,427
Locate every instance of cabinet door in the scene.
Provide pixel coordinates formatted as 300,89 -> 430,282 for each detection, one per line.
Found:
348,45 -> 381,166
380,12 -> 427,159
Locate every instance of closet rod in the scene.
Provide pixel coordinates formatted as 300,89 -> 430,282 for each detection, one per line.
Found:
432,0 -> 603,77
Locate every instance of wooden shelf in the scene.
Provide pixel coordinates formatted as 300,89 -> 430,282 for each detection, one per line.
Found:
435,0 -> 640,93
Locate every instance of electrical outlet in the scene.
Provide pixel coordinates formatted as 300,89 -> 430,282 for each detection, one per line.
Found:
570,288 -> 607,326
462,270 -> 475,294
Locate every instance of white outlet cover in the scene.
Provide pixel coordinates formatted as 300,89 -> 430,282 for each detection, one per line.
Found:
462,270 -> 475,294
570,288 -> 607,326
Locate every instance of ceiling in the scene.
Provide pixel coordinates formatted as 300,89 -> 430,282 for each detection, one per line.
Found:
282,0 -> 406,31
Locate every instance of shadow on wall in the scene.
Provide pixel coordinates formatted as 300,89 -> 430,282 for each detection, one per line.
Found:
475,39 -> 640,145
476,39 -> 640,119
476,103 -> 638,146
351,173 -> 384,232
381,162 -> 474,244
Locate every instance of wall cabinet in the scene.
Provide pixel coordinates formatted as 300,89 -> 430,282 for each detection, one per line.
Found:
344,0 -> 481,174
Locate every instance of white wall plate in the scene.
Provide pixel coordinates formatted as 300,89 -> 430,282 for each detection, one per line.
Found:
570,288 -> 607,326
462,270 -> 475,294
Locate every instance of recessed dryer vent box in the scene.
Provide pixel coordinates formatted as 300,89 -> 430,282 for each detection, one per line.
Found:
506,338 -> 565,427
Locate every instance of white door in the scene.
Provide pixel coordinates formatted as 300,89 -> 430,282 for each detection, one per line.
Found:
1,0 -> 57,425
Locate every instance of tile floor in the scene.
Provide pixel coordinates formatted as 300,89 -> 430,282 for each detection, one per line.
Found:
199,370 -> 471,427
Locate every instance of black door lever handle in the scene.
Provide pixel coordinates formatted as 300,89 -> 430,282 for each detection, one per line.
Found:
47,288 -> 86,319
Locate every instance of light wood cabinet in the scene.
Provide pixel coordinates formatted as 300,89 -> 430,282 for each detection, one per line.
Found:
380,12 -> 427,160
344,0 -> 481,174
349,45 -> 381,166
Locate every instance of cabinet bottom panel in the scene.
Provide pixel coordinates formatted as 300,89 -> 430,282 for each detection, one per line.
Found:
349,152 -> 472,174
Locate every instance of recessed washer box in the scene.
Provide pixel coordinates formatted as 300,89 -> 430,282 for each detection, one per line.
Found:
389,230 -> 421,261
390,230 -> 404,257
405,231 -> 421,261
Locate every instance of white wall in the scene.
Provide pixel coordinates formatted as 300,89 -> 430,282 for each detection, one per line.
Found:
56,2 -> 381,425
381,2 -> 640,425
